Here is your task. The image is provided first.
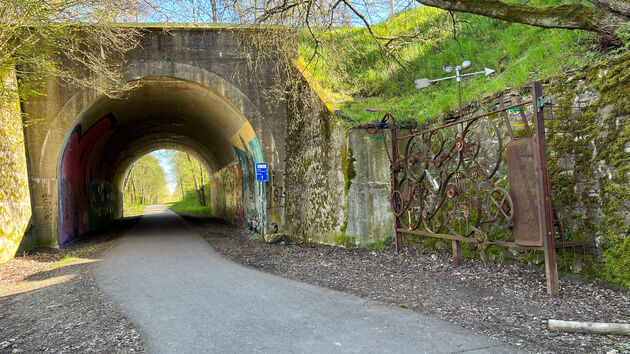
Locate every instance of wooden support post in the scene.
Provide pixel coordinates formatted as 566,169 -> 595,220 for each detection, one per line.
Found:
452,240 -> 462,267
532,82 -> 559,296
395,230 -> 403,253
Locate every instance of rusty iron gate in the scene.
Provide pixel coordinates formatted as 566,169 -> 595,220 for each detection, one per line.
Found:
366,82 -> 596,296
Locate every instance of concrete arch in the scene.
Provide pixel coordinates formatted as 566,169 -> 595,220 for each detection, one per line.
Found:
56,75 -> 268,247
22,29 -> 291,249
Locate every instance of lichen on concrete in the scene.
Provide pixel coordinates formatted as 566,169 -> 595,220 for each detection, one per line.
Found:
284,73 -> 348,245
0,69 -> 32,263
284,68 -> 395,247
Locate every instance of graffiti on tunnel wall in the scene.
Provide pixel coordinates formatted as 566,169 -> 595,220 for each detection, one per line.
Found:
58,115 -> 118,247
210,123 -> 266,234
210,163 -> 243,225
89,181 -> 115,230
231,124 -> 266,234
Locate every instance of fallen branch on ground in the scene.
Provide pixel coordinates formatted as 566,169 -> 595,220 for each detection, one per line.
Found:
548,319 -> 630,335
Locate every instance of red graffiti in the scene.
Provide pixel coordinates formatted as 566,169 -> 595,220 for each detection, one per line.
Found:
59,115 -> 116,246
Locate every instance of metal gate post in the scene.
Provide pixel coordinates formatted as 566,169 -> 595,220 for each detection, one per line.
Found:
532,82 -> 559,296
388,117 -> 404,253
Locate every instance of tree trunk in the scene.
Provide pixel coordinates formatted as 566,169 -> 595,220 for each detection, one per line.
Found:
199,164 -> 206,206
179,177 -> 185,201
417,0 -> 630,42
187,154 -> 206,206
131,177 -> 136,204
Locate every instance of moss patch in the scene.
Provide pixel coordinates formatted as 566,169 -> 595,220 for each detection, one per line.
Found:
340,145 -> 356,195
585,54 -> 630,288
333,233 -> 357,248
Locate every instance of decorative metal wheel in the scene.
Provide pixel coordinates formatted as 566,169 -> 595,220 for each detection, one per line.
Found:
488,187 -> 514,229
461,117 -> 503,181
392,177 -> 415,217
419,177 -> 444,233
404,135 -> 429,181
440,171 -> 482,237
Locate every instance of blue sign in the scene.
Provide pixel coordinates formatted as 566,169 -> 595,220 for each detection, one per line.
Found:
255,163 -> 269,181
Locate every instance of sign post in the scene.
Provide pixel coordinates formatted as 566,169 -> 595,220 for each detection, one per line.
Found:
415,61 -> 496,123
255,163 -> 269,182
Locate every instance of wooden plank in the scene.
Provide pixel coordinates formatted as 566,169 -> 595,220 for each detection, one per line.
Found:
397,229 -> 475,242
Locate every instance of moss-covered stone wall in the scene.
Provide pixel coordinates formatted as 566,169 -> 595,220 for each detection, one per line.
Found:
284,73 -> 395,246
285,76 -> 350,245
346,130 -> 395,244
0,70 -> 32,263
555,53 -> 630,287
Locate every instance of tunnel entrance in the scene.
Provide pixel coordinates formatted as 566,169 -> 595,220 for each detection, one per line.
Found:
122,150 -> 213,217
57,77 -> 266,247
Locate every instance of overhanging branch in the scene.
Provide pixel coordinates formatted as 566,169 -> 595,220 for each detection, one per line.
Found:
417,0 -> 630,35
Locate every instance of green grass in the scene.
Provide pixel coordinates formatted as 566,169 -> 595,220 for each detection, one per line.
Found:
166,200 -> 212,216
52,249 -> 89,269
362,237 -> 393,251
298,4 -> 603,124
124,203 -> 148,215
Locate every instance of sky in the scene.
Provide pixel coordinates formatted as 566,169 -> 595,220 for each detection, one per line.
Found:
134,0 -> 420,26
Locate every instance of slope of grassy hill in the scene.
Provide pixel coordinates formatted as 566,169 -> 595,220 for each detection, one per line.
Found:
298,5 -> 603,124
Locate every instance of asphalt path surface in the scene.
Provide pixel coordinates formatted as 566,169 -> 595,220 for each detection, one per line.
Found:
93,205 -> 518,353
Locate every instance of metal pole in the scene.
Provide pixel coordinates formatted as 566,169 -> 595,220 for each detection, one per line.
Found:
532,81 -> 559,296
388,117 -> 404,253
456,66 -> 465,140
452,66 -> 464,265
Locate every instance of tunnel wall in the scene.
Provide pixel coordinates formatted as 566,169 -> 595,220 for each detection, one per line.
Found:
210,163 -> 243,225
230,124 -> 266,233
58,115 -> 118,246
209,123 -> 267,233
0,69 -> 33,263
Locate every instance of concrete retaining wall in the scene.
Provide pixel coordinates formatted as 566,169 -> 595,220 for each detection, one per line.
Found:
0,70 -> 32,263
283,75 -> 395,246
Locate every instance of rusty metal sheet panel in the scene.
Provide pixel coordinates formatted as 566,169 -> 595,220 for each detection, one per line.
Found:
507,138 -> 543,247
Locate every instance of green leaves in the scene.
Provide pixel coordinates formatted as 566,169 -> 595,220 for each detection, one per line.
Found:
124,154 -> 168,205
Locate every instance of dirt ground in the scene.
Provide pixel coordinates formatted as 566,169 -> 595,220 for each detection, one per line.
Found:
185,216 -> 630,354
0,219 -> 145,354
2,214 -> 629,353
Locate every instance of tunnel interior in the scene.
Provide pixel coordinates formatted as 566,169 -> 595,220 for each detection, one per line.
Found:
57,77 -> 266,247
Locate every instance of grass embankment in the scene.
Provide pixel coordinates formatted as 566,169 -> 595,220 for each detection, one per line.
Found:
298,4 -> 600,124
166,200 -> 212,217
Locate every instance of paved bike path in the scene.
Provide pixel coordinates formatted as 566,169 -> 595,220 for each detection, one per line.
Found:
93,205 -> 517,353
